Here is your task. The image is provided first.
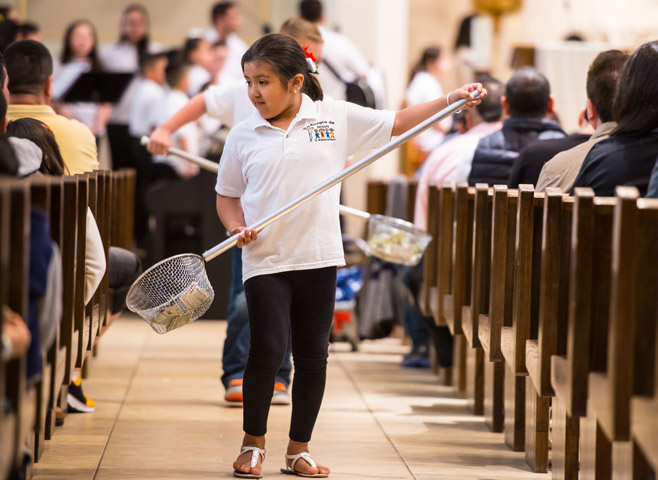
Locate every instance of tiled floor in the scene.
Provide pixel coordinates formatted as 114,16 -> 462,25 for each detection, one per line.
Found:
33,316 -> 550,480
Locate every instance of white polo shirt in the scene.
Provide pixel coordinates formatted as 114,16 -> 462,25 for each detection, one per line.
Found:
204,81 -> 253,128
216,94 -> 395,282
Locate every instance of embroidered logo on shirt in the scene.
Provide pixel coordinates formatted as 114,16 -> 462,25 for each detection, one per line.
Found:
304,121 -> 337,142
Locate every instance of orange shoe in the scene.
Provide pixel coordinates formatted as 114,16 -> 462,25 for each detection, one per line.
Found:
225,378 -> 243,403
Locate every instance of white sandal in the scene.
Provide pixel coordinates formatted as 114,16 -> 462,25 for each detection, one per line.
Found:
280,452 -> 329,478
233,446 -> 266,479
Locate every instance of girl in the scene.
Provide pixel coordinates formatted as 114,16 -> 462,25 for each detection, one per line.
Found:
100,4 -> 160,171
148,31 -> 482,478
53,20 -> 111,144
183,36 -> 214,96
406,46 -> 453,154
216,34 -> 482,478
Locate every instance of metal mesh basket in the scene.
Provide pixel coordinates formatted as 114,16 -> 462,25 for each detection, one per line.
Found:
366,215 -> 432,266
126,254 -> 215,334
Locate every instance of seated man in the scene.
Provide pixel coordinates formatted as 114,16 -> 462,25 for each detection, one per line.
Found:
468,67 -> 564,186
5,40 -> 98,174
414,76 -> 504,230
536,50 -> 629,192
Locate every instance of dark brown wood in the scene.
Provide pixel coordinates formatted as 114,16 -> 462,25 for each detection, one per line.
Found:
61,177 -> 79,385
405,179 -> 418,222
433,184 -> 454,326
74,175 -> 89,368
366,180 -> 387,216
579,411 -> 612,479
442,183 -> 474,335
524,376 -> 549,473
421,184 -> 439,317
504,364 -> 525,451
551,394 -> 580,480
28,177 -> 52,462
483,354 -> 504,432
7,181 -> 30,468
479,186 -> 518,362
0,181 -> 15,479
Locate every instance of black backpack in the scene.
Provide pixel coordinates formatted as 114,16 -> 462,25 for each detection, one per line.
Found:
322,59 -> 377,109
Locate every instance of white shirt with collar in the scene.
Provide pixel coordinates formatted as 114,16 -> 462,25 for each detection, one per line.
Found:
204,81 -> 253,128
216,94 -> 395,282
129,78 -> 166,138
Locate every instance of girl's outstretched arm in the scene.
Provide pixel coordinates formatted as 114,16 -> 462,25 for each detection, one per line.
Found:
392,83 -> 486,136
147,93 -> 207,155
216,194 -> 258,248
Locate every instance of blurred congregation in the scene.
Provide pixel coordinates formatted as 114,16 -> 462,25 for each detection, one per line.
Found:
1,0 -> 658,479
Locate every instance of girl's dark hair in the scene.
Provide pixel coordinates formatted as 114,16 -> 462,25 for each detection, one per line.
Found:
6,118 -> 67,176
61,20 -> 103,71
119,4 -> 150,63
454,15 -> 475,50
241,33 -> 323,101
409,46 -> 441,83
183,37 -> 202,64
612,41 -> 658,137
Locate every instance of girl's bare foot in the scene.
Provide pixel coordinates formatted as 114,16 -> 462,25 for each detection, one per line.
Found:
233,433 -> 265,476
286,440 -> 330,476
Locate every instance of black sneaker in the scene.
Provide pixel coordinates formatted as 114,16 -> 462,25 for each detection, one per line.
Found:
67,377 -> 95,413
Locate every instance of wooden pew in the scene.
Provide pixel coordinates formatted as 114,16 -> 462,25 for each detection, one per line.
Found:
442,183 -> 475,398
0,180 -> 17,479
461,184 -> 493,415
500,184 -> 544,451
580,187 -> 658,478
6,180 -> 31,472
420,184 -> 439,318
626,196 -> 658,479
523,188 -> 574,472
85,173 -> 100,360
432,183 -> 454,327
29,177 -> 53,462
551,188 -> 616,479
44,177 -> 67,441
478,185 -> 518,433
74,175 -> 89,369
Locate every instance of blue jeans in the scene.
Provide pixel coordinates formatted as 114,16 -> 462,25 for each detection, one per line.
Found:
221,248 -> 292,389
402,265 -> 430,350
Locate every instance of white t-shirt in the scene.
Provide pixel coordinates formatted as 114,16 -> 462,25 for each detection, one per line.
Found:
204,29 -> 248,85
100,41 -> 163,124
216,94 -> 395,282
128,78 -> 165,137
204,81 -> 253,128
153,89 -> 201,175
406,71 -> 450,153
187,64 -> 212,97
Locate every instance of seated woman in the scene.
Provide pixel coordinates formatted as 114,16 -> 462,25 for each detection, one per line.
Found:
572,41 -> 658,196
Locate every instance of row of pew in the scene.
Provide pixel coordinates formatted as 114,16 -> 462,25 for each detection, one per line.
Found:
0,169 -> 135,479
419,182 -> 657,479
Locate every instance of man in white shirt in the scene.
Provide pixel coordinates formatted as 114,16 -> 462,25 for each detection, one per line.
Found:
204,2 -> 248,85
299,0 -> 370,101
414,78 -> 504,230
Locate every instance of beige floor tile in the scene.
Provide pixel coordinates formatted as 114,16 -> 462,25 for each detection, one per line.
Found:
35,317 -> 551,479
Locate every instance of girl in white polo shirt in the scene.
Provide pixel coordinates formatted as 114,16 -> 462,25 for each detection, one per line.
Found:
210,34 -> 484,478
148,31 -> 483,479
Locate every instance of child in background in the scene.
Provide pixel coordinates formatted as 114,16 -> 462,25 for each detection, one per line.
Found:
128,51 -> 168,241
151,32 -> 483,478
184,36 -> 214,97
208,39 -> 229,86
152,54 -> 200,180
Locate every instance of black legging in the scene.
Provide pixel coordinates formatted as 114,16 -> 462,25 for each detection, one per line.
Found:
243,267 -> 336,442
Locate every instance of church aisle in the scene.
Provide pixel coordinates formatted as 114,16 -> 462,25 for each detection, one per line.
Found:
33,316 -> 550,480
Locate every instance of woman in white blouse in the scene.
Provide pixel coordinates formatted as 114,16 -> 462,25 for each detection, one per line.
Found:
53,20 -> 111,148
406,46 -> 453,154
